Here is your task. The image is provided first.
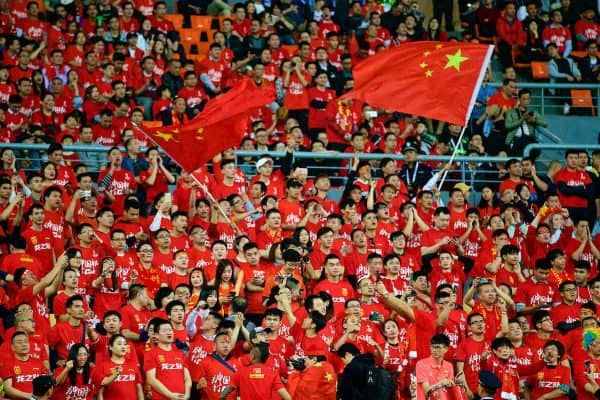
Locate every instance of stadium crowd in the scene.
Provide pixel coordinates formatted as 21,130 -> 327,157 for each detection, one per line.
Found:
0,0 -> 600,399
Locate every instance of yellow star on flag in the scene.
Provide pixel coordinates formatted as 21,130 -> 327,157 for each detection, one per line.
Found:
156,131 -> 176,142
419,62 -> 428,68
425,69 -> 433,78
435,44 -> 443,49
423,51 -> 431,57
324,372 -> 333,382
444,49 -> 469,71
195,127 -> 204,141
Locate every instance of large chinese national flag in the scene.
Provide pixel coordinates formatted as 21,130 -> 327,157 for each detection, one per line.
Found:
144,113 -> 248,172
342,42 -> 493,125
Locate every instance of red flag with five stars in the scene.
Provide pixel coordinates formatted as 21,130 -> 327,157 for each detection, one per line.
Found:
342,41 -> 493,125
140,76 -> 275,172
143,113 -> 248,172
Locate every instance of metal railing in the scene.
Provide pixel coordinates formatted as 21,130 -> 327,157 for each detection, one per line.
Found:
488,82 -> 600,116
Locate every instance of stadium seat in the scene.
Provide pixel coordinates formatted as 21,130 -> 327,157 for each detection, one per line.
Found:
282,44 -> 297,55
196,41 -> 211,55
570,89 -> 596,116
142,120 -> 163,128
570,50 -> 586,59
163,14 -> 184,30
179,28 -> 201,54
531,61 -> 549,80
512,48 -> 530,71
190,15 -> 213,31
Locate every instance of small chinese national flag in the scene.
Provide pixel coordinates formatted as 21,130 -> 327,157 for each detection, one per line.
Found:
140,77 -> 275,172
144,113 -> 248,172
342,41 -> 493,125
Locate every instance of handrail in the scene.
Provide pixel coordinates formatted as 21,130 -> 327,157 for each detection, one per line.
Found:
235,150 -> 511,163
524,143 -> 600,157
488,82 -> 600,89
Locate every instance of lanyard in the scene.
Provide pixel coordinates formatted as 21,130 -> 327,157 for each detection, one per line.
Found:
405,162 -> 419,185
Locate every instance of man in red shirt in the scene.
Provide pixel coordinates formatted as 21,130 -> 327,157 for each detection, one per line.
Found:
22,204 -> 56,274
223,344 -> 291,400
515,258 -> 556,317
144,319 -> 191,400
42,186 -> 71,252
120,284 -> 152,350
98,147 -> 137,216
48,294 -> 92,361
1,331 -> 48,398
195,332 -> 239,400
421,207 -> 465,272
456,312 -> 489,393
312,254 -> 355,315
555,149 -> 593,222
542,9 -> 573,57
279,178 -> 308,238
495,2 -> 525,68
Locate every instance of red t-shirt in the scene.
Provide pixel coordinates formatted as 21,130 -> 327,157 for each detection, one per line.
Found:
143,346 -> 187,400
0,357 -> 46,394
91,358 -> 141,400
231,363 -> 284,399
195,354 -> 238,399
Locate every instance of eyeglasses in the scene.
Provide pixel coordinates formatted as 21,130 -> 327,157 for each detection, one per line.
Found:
469,320 -> 485,325
540,317 -> 553,323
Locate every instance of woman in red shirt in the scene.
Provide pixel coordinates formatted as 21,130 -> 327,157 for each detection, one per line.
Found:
140,147 -> 176,205
93,334 -> 144,400
54,344 -> 95,400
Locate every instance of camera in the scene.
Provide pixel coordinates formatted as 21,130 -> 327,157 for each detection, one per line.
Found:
290,62 -> 296,68
288,358 -> 306,371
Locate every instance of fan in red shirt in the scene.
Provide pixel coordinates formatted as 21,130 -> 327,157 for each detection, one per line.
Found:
195,332 -> 240,400
555,149 -> 593,221
0,331 -> 48,398
98,148 -> 137,216
525,340 -> 570,400
514,258 -> 556,320
48,295 -> 92,361
312,254 -> 356,315
144,320 -> 192,400
92,334 -> 144,400
198,44 -> 231,95
542,10 -> 572,56
455,312 -> 490,393
226,345 -> 291,399
53,343 -> 95,400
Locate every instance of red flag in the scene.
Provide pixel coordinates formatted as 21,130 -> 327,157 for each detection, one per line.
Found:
139,77 -> 274,172
143,113 -> 247,172
342,42 -> 493,125
197,77 -> 276,126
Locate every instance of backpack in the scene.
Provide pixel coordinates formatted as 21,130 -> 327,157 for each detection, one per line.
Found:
354,365 -> 395,400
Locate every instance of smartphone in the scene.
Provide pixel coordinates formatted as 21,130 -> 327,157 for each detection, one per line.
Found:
365,110 -> 378,118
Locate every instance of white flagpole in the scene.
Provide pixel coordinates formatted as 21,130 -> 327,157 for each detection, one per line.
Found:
437,45 -> 495,192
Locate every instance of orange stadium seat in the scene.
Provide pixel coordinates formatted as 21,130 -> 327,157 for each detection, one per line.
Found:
163,14 -> 184,30
531,61 -> 549,80
190,15 -> 213,31
141,120 -> 163,128
571,89 -> 596,116
179,28 -> 201,54
512,48 -> 530,71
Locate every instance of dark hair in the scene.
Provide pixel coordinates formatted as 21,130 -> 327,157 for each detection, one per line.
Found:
166,300 -> 185,316
337,342 -> 360,358
67,344 -> 91,385
154,287 -> 174,309
430,333 -> 450,347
